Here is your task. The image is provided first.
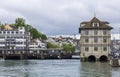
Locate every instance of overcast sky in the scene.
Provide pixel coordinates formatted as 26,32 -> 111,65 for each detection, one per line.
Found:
0,0 -> 120,35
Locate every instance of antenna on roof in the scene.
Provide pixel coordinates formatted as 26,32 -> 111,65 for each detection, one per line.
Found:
94,12 -> 96,17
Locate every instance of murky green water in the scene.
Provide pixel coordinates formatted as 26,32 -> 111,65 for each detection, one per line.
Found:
0,59 -> 120,77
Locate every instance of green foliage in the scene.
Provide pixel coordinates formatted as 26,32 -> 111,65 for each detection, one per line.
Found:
0,18 -> 47,40
25,24 -> 33,30
0,25 -> 4,29
29,28 -> 41,39
13,18 -> 47,40
47,42 -> 59,48
41,34 -> 47,40
62,43 -> 75,53
14,18 -> 26,28
0,22 -> 5,29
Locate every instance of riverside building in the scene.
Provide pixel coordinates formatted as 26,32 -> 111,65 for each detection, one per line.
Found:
79,17 -> 113,61
0,25 -> 30,55
29,39 -> 46,54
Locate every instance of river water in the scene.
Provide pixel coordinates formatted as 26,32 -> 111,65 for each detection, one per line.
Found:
0,59 -> 120,77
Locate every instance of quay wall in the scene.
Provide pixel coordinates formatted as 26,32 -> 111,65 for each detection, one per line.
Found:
0,53 -> 74,60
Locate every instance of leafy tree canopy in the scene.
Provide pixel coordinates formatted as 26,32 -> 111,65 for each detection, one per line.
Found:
0,22 -> 5,29
62,43 -> 75,53
13,18 -> 47,40
47,42 -> 59,48
14,18 -> 26,28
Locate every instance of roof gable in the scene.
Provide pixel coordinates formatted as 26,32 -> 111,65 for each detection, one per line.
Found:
80,17 -> 113,30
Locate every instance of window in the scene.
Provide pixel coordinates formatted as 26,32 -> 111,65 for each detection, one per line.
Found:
93,23 -> 99,27
12,31 -> 14,34
16,31 -> 18,34
94,30 -> 98,35
85,47 -> 89,52
7,31 -> 10,34
85,30 -> 89,35
94,37 -> 98,43
3,31 -> 6,34
103,38 -> 107,43
7,36 -> 10,38
103,30 -> 107,35
85,38 -> 89,43
103,47 -> 107,51
20,27 -> 23,29
94,23 -> 97,26
94,47 -> 98,51
20,31 -> 23,34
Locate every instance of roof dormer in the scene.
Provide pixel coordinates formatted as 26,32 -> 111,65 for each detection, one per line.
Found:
79,17 -> 113,30
92,22 -> 99,27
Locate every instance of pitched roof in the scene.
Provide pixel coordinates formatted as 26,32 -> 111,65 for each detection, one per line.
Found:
80,17 -> 113,30
4,24 -> 13,30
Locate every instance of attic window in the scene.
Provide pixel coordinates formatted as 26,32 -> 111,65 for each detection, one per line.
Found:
93,23 -> 99,27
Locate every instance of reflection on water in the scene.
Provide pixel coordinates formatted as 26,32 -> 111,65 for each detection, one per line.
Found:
0,60 -> 120,77
80,62 -> 112,77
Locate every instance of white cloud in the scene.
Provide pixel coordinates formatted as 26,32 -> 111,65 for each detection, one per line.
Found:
0,0 -> 120,35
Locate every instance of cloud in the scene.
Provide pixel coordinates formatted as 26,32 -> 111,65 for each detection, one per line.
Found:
0,0 -> 120,35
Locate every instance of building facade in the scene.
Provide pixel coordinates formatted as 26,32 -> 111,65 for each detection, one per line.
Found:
29,39 -> 46,54
79,17 -> 113,61
0,25 -> 30,54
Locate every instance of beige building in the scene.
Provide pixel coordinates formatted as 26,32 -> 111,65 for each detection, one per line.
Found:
79,17 -> 113,61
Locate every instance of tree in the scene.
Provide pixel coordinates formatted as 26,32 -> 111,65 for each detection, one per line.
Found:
14,18 -> 26,28
13,18 -> 47,40
47,42 -> 59,48
29,28 -> 41,39
25,24 -> 33,31
0,22 -> 5,29
62,43 -> 75,53
41,34 -> 47,40
0,25 -> 4,29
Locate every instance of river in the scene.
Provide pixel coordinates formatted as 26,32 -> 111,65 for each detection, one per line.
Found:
0,59 -> 120,77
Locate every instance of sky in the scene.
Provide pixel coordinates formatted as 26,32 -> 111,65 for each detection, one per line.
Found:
0,0 -> 120,36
